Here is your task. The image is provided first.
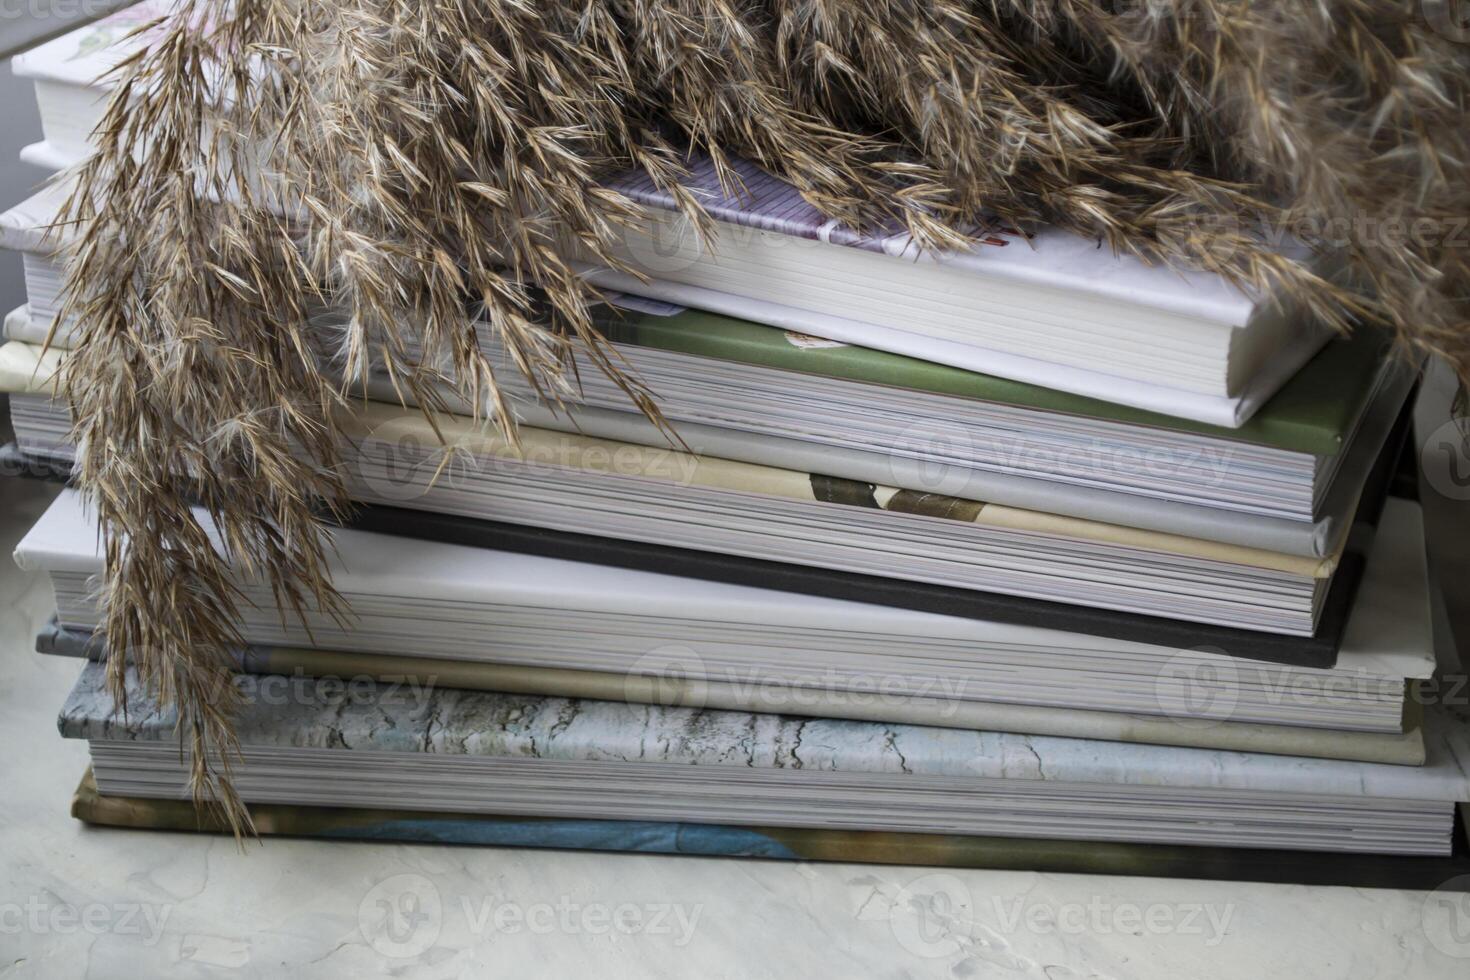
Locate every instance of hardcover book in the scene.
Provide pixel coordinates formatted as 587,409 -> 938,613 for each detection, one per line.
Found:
67,772 -> 1470,892
10,2 -> 168,168
58,659 -> 1470,856
576,154 -> 1335,426
498,305 -> 1414,555
0,171 -> 1417,557
33,619 -> 1430,766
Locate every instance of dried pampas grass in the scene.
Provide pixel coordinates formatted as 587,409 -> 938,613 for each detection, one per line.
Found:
55,0 -> 1470,830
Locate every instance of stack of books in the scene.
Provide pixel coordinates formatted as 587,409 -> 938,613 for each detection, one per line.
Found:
3,10 -> 1465,887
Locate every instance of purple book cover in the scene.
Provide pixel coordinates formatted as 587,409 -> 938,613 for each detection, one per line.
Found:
604,153 -> 1012,259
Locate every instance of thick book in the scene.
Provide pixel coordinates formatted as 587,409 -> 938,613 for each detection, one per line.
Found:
3,405 -> 1414,668
335,508 -> 1362,666
1,301 -> 1409,563
68,772 -> 1470,892
5,278 -> 1394,457
594,304 -> 1396,457
0,275 -> 1416,559
496,305 -> 1413,553
329,395 -> 1409,662
33,620 -> 1430,766
577,154 -> 1335,426
9,2 -> 164,168
58,660 -> 1470,856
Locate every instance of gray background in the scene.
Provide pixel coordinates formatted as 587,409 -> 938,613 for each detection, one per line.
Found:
0,53 -> 43,309
0,43 -> 45,446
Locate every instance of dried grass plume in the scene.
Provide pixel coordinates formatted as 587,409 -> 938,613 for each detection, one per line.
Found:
55,0 -> 1470,830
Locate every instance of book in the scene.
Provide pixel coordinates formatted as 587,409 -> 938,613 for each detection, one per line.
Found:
328,404 -> 1396,643
0,453 -> 1369,668
58,658 -> 1470,855
575,154 -> 1336,426
0,2 -> 132,62
7,278 -> 1395,459
0,336 -> 65,459
67,771 -> 1470,891
18,488 -> 1433,734
9,2 -> 166,168
594,297 -> 1377,457
33,616 -> 1432,765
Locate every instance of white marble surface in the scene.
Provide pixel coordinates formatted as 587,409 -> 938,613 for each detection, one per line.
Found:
5,474 -> 1470,978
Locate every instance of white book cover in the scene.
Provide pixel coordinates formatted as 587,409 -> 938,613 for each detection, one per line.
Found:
11,2 -> 163,88
0,1 -> 132,61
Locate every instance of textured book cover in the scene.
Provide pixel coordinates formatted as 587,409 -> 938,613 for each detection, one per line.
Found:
602,154 -> 1261,326
36,622 -> 1428,766
59,660 -> 1470,805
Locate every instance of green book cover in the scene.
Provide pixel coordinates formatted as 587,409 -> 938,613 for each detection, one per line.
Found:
600,307 -> 1394,456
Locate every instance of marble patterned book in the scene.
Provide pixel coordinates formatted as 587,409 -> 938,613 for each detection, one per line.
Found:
32,622 -> 1431,765
58,660 -> 1470,856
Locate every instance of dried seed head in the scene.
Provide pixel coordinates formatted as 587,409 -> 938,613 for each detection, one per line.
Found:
58,0 -> 1470,833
